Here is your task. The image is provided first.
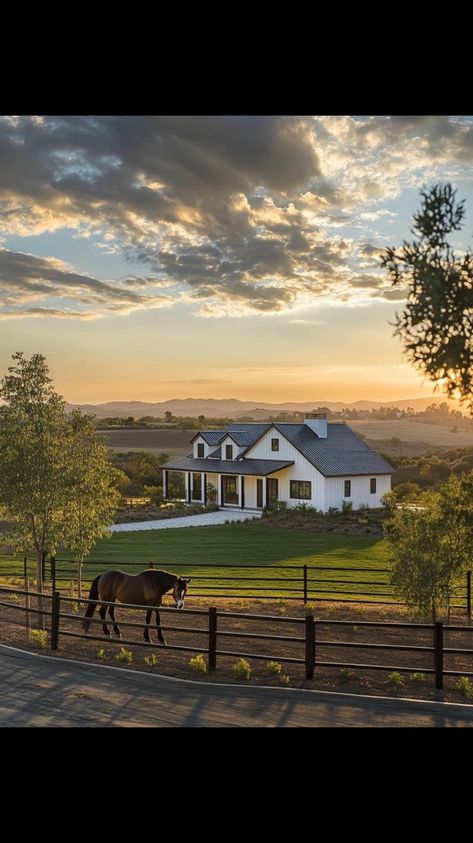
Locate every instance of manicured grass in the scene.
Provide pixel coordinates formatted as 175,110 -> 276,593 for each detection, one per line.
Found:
0,524 -> 394,601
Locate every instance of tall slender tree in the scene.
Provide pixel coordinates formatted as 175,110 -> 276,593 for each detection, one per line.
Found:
61,411 -> 124,597
0,353 -> 70,624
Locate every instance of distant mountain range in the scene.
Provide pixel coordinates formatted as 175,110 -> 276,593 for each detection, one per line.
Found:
65,396 -> 446,419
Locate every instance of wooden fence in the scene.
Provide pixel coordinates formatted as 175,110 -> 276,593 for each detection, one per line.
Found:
1,583 -> 472,689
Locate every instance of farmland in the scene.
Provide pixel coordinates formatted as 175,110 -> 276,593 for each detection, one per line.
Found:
350,419 -> 473,449
96,428 -> 193,459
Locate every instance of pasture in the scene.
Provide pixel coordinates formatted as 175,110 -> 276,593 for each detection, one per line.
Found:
96,428 -> 193,459
0,524 -> 394,601
350,419 -> 473,448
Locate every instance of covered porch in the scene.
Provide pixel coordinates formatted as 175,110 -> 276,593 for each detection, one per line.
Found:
162,456 -> 294,511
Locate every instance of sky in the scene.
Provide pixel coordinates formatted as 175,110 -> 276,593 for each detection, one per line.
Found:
1,114 -> 473,405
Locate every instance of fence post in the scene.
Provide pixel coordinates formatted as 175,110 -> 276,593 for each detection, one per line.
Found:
434,621 -> 444,689
25,574 -> 31,641
41,550 -> 47,584
467,570 -> 472,621
150,561 -> 154,569
23,556 -> 27,578
51,556 -> 56,594
208,607 -> 217,672
303,565 -> 308,603
51,590 -> 60,650
305,613 -> 316,679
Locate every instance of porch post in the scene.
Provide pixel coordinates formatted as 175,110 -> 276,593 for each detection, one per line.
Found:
187,472 -> 191,503
163,469 -> 168,499
241,476 -> 245,510
263,477 -> 267,509
217,474 -> 222,506
203,473 -> 207,506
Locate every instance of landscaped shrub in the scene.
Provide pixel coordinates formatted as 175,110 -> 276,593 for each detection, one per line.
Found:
342,500 -> 353,513
97,648 -> 106,659
456,676 -> 473,698
339,667 -> 355,682
388,671 -> 404,690
232,658 -> 252,680
410,672 -> 426,682
144,654 -> 159,667
31,629 -> 48,650
115,647 -> 133,664
279,674 -> 290,685
189,654 -> 208,675
205,502 -> 219,512
266,660 -> 282,675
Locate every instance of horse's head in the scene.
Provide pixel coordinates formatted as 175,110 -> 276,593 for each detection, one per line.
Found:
173,577 -> 191,609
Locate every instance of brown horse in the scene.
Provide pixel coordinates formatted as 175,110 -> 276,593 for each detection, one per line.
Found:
82,569 -> 191,644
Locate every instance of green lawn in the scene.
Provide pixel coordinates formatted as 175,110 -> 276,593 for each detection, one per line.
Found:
0,524 -> 396,602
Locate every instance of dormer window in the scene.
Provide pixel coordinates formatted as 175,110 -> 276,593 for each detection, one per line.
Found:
225,444 -> 233,460
271,438 -> 279,452
197,443 -> 204,458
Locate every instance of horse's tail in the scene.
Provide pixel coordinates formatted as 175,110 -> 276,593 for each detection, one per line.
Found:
83,575 -> 100,632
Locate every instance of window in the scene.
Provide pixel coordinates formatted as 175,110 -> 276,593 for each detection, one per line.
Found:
192,473 -> 202,498
290,480 -> 311,500
370,477 -> 376,494
197,443 -> 204,458
225,444 -> 233,460
271,438 -> 279,452
344,479 -> 351,497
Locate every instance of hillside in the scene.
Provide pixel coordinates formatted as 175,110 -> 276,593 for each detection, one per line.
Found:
67,395 -> 446,419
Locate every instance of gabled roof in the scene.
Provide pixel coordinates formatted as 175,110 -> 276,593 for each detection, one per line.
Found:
242,422 -> 394,476
161,456 -> 294,476
190,430 -> 225,445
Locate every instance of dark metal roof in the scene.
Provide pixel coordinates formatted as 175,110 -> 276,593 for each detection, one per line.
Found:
227,423 -> 271,446
161,456 -> 294,476
197,430 -> 226,445
208,446 -> 222,458
269,422 -> 395,476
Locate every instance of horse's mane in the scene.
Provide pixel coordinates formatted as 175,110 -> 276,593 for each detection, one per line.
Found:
141,569 -> 177,591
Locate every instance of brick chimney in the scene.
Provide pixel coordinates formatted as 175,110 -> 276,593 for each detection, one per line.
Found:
304,411 -> 327,438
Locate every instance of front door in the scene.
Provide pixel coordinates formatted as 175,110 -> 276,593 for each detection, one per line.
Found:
267,478 -> 278,505
222,475 -> 238,505
256,478 -> 263,508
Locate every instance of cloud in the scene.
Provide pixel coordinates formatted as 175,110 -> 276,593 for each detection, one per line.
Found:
1,115 -> 472,318
0,248 -> 173,318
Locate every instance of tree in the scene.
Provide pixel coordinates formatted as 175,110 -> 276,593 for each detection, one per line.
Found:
382,184 -> 473,411
384,474 -> 473,620
61,411 -> 124,597
0,353 -> 71,620
164,411 -> 173,423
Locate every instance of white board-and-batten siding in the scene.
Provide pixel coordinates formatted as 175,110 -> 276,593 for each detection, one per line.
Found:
245,427 -> 391,511
245,428 -> 325,508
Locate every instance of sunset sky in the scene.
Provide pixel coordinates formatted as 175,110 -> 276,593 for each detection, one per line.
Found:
1,115 -> 473,405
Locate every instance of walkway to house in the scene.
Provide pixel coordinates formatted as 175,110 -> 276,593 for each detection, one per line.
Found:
111,509 -> 262,532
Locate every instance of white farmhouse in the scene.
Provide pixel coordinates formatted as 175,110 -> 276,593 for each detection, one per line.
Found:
162,413 -> 394,512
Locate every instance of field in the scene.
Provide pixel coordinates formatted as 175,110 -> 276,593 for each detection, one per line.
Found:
96,428 -> 193,459
350,419 -> 473,448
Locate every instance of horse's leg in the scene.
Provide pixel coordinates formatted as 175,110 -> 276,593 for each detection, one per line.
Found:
99,604 -> 111,637
108,600 -> 121,637
156,608 -> 167,645
144,609 -> 152,643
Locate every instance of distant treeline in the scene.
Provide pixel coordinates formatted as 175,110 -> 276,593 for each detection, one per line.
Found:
93,402 -> 472,430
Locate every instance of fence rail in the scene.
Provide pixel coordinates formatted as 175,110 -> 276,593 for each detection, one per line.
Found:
8,556 -> 472,617
0,583 -> 472,688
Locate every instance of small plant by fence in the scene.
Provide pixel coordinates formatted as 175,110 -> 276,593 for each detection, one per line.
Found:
8,556 -> 473,617
0,582 -> 472,689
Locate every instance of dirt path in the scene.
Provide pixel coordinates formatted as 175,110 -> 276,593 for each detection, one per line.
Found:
1,644 -> 472,728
